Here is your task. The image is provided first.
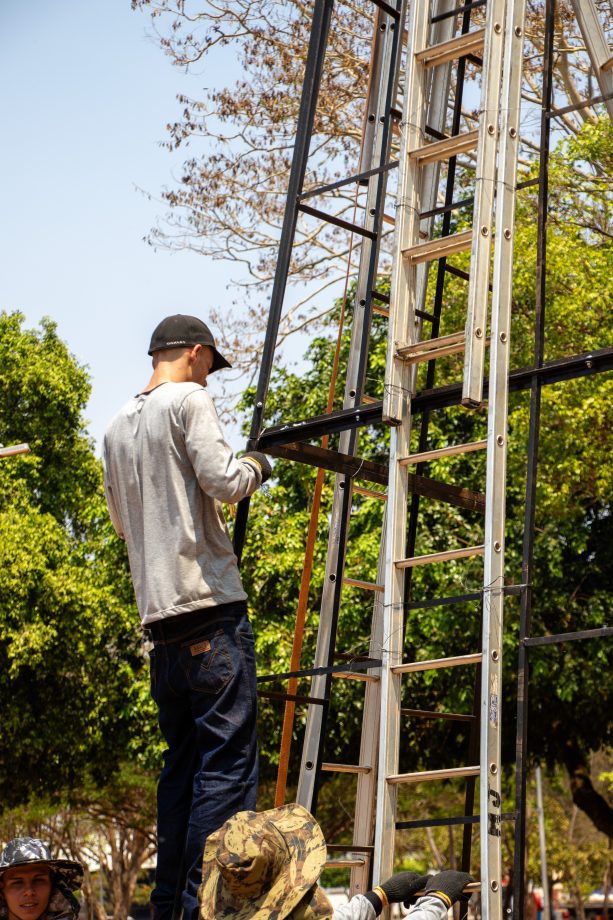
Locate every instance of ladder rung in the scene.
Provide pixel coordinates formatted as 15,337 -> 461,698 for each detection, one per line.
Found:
352,484 -> 387,500
332,671 -> 380,683
361,394 -> 379,404
325,858 -> 366,868
399,438 -> 488,466
322,763 -> 372,775
396,544 -> 485,569
0,443 -> 30,458
415,28 -> 486,68
396,331 -> 465,364
399,330 -> 464,355
388,765 -> 480,785
382,213 -> 395,226
401,707 -> 475,722
343,578 -> 384,592
403,229 -> 472,265
392,652 -> 482,674
601,55 -> 613,73
409,129 -> 479,166
372,304 -> 390,317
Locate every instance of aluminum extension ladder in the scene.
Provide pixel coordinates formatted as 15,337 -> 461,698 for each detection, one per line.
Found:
294,0 -> 529,915
373,0 -> 527,912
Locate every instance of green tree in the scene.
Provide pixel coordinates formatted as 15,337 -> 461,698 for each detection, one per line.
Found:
0,310 -> 157,811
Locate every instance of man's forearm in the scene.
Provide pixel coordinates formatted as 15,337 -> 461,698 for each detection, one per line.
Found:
332,894 -> 450,920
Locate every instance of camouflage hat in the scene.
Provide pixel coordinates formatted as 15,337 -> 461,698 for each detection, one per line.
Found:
0,838 -> 83,920
198,804 -> 332,920
0,838 -> 82,890
288,883 -> 333,920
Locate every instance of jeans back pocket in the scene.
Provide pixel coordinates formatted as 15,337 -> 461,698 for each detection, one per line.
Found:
180,628 -> 235,695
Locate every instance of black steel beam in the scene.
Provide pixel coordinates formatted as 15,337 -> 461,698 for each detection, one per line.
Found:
233,0 -> 335,563
257,658 -> 382,684
297,202 -> 378,239
264,441 -> 486,512
548,91 -> 613,119
257,347 -> 613,449
397,812 -> 515,830
523,626 -> 613,647
299,160 -> 398,200
430,0 -> 486,22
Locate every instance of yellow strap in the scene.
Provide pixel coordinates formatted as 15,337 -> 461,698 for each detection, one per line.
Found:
243,456 -> 263,473
373,886 -> 389,908
431,890 -> 453,909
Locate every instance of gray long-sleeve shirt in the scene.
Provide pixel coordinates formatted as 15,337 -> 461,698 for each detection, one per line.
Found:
332,895 -> 449,920
102,381 -> 261,624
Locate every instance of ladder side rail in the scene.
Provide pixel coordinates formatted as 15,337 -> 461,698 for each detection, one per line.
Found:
351,505 -> 387,896
569,0 -> 613,120
480,0 -> 526,916
383,0 -> 432,424
372,425 -> 409,892
374,0 -> 432,891
462,0 -> 508,408
297,1 -> 407,812
234,0 -> 335,562
341,1 -> 407,415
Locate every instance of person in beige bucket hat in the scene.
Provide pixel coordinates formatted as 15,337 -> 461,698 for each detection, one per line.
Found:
198,805 -> 474,920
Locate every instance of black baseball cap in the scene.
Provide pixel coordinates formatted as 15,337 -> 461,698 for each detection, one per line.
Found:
148,314 -> 231,372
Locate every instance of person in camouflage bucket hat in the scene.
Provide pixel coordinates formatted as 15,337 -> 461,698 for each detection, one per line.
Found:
199,805 -> 476,920
0,838 -> 83,920
198,803 -> 332,920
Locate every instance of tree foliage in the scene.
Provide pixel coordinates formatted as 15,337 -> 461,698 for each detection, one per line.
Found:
0,312 -> 157,807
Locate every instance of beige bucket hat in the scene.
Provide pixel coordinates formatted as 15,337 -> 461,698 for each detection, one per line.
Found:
198,804 -> 333,920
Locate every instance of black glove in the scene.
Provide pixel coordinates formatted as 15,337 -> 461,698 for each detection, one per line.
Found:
242,451 -> 272,483
424,870 -> 473,908
364,872 -> 431,915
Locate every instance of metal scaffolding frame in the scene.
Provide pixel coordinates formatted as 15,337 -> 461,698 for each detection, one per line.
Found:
232,0 -> 612,916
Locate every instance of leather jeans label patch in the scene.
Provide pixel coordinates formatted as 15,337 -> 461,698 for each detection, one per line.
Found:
190,639 -> 212,656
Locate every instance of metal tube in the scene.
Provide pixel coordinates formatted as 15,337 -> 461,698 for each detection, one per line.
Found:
535,765 -> 552,920
513,0 -> 555,912
233,0 -> 335,563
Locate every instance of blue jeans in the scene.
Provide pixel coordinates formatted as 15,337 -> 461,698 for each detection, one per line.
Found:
147,602 -> 258,920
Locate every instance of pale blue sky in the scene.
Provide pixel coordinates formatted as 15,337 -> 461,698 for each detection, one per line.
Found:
0,0 -> 244,450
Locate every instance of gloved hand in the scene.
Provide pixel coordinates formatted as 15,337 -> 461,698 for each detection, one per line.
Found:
242,451 -> 272,483
364,871 -> 431,915
424,870 -> 474,908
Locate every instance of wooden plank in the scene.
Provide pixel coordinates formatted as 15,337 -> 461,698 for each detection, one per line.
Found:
264,443 -> 486,512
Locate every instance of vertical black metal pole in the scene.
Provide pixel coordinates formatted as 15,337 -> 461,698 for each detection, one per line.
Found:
513,0 -> 555,913
233,0 -> 335,563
